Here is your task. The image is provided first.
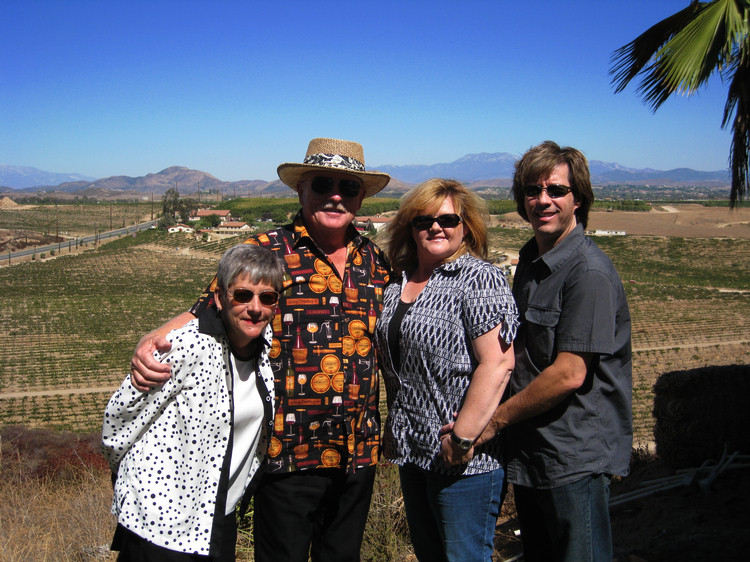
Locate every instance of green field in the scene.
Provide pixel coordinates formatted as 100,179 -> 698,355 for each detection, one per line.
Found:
0,202 -> 154,236
1,221 -> 749,445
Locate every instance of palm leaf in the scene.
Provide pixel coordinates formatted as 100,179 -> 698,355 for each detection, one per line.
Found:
611,0 -> 748,110
651,0 -> 746,93
611,0 -> 750,206
610,1 -> 703,95
723,37 -> 750,206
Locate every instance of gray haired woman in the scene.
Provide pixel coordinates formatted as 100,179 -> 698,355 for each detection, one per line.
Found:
102,243 -> 283,561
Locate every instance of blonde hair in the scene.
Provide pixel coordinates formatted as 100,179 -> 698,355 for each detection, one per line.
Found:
384,178 -> 489,274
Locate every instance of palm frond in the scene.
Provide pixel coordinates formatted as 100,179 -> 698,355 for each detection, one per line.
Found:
653,0 -> 746,92
723,39 -> 750,206
611,0 -> 750,205
611,0 -> 748,111
610,1 -> 703,94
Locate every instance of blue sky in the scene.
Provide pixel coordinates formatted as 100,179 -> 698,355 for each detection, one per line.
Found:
1,0 -> 733,182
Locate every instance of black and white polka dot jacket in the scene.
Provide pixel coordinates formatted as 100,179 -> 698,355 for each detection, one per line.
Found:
101,308 -> 275,555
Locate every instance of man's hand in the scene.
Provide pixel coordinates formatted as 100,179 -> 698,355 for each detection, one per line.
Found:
129,333 -> 173,391
474,416 -> 501,448
128,311 -> 196,391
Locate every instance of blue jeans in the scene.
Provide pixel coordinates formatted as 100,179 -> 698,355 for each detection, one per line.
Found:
398,463 -> 504,562
514,474 -> 612,562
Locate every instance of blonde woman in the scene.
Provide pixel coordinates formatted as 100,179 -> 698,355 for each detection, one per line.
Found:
374,179 -> 518,562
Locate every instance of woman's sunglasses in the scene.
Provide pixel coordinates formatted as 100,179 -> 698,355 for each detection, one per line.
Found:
411,213 -> 462,231
229,289 -> 279,307
522,184 -> 572,199
310,176 -> 362,198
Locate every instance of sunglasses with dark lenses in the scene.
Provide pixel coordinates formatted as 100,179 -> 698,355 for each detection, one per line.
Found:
229,289 -> 279,307
410,213 -> 462,231
310,176 -> 362,198
522,184 -> 572,199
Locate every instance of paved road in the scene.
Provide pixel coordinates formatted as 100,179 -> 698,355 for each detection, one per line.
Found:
4,220 -> 158,260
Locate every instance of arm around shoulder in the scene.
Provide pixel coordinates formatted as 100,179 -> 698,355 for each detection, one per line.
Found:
129,311 -> 196,391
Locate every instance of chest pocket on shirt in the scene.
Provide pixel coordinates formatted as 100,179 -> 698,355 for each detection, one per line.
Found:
523,305 -> 560,371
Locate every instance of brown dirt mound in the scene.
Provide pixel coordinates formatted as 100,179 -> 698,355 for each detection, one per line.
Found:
0,196 -> 19,208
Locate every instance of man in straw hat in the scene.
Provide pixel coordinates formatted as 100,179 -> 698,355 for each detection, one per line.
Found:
129,138 -> 391,561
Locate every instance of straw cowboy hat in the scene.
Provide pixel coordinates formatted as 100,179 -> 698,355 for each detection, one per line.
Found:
277,138 -> 391,198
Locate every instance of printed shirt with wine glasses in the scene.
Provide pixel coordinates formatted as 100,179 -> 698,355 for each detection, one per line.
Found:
190,211 -> 390,474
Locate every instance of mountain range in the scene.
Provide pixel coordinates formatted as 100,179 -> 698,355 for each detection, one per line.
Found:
0,153 -> 730,200
0,165 -> 96,188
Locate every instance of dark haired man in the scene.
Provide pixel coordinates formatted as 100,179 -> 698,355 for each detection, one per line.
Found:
448,140 -> 632,562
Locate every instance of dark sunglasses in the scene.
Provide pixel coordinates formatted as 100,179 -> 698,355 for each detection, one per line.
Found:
411,213 -> 462,231
229,288 -> 279,307
522,184 -> 572,199
310,176 -> 362,198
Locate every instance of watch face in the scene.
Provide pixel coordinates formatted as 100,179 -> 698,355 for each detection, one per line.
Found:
451,432 -> 473,450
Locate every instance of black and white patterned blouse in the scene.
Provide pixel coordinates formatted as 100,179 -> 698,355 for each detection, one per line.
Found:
101,311 -> 275,555
374,253 -> 518,475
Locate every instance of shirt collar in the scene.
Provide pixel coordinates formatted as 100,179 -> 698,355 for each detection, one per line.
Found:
401,252 -> 471,282
520,223 -> 585,274
197,306 -> 271,357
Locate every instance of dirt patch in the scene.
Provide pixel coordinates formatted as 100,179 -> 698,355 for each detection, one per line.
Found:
499,205 -> 750,239
588,205 -> 750,239
0,229 -> 65,253
609,452 -> 750,561
0,197 -> 37,210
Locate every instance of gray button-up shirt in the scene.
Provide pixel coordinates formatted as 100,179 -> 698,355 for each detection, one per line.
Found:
506,224 -> 633,488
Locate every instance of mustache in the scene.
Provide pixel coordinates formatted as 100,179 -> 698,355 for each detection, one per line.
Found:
320,202 -> 348,213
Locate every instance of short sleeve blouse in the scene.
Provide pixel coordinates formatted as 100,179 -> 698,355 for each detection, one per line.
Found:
374,254 -> 518,475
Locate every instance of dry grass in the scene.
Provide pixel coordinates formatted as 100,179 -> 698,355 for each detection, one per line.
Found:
0,428 -> 117,562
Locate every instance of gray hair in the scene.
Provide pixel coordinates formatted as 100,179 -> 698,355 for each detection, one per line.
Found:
215,243 -> 284,293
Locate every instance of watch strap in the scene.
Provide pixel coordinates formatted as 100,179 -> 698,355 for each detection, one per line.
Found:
449,431 -> 474,451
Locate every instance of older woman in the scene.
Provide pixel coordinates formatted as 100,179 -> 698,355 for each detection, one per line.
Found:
102,244 -> 283,562
374,179 -> 518,562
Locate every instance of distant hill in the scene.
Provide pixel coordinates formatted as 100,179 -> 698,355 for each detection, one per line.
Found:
0,154 -> 731,201
0,165 -> 96,188
373,152 -> 518,183
0,166 -> 288,201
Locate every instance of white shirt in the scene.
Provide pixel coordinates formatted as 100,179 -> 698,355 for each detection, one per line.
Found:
226,355 -> 264,515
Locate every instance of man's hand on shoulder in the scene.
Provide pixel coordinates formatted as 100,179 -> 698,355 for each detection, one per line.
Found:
128,311 -> 196,391
130,333 -> 172,391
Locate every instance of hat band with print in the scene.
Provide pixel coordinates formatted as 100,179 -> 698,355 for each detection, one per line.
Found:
277,137 -> 390,197
303,152 -> 366,173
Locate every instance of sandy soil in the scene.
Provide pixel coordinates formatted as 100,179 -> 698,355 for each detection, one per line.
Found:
589,204 -> 750,239
499,204 -> 750,239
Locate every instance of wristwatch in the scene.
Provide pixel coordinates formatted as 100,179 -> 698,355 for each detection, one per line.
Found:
449,432 -> 474,451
